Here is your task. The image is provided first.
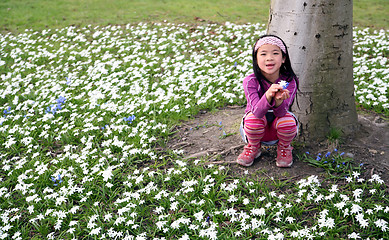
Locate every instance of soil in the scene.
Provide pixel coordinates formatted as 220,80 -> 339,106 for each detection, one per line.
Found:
167,105 -> 389,183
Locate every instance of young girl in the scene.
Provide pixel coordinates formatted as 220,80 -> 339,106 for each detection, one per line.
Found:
237,35 -> 299,167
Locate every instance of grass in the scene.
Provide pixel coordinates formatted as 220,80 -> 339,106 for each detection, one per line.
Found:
0,0 -> 269,33
353,0 -> 389,28
0,0 -> 388,33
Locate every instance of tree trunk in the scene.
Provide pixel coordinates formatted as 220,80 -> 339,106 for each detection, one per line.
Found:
267,0 -> 358,141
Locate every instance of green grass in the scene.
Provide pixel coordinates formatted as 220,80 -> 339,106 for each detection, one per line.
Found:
354,0 -> 389,28
0,0 -> 388,33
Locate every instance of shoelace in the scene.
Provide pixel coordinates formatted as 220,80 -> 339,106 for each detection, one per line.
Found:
280,149 -> 287,157
244,146 -> 255,156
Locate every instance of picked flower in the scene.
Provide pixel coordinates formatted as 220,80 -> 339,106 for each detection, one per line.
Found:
279,80 -> 289,89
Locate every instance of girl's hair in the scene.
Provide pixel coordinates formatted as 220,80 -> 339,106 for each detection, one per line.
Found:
252,34 -> 297,85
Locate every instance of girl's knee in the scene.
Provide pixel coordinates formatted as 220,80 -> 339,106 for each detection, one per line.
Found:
245,112 -> 267,125
275,116 -> 298,132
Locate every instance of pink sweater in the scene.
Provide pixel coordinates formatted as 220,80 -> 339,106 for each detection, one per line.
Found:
243,73 -> 298,119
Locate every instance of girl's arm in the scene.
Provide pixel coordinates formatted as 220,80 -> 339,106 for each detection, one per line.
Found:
244,75 -> 275,119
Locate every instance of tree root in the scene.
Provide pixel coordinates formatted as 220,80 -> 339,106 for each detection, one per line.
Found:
184,148 -> 220,159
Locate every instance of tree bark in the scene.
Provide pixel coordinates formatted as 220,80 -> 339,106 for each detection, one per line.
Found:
267,0 -> 358,141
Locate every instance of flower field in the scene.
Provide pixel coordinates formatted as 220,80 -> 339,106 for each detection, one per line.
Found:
0,22 -> 388,239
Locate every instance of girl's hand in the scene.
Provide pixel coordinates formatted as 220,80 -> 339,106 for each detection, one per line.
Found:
265,84 -> 283,103
275,88 -> 290,100
274,88 -> 290,107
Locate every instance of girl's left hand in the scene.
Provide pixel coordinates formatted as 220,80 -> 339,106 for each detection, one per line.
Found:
275,89 -> 290,100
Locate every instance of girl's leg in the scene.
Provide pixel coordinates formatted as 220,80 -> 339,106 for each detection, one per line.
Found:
237,112 -> 267,167
273,112 -> 298,167
274,112 -> 298,147
244,112 -> 267,147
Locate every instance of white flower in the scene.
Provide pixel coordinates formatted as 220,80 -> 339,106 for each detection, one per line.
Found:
348,232 -> 361,239
352,171 -> 361,178
227,195 -> 238,203
353,189 -> 363,198
329,184 -> 338,192
154,206 -> 165,214
101,166 -> 114,182
351,204 -> 363,214
250,208 -> 265,216
279,80 -> 289,89
286,216 -> 295,223
194,210 -> 204,221
374,219 -> 388,231
178,233 -> 190,240
89,227 -> 101,235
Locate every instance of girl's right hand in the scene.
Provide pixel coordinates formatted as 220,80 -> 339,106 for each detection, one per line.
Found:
265,84 -> 283,103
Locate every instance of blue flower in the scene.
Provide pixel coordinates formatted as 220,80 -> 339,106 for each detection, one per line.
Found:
234,61 -> 238,68
46,104 -> 57,114
316,156 -> 321,161
340,152 -> 345,156
51,174 -> 63,186
305,151 -> 310,155
3,107 -> 12,115
45,97 -> 66,115
124,115 -> 136,124
325,152 -> 331,158
56,96 -> 66,104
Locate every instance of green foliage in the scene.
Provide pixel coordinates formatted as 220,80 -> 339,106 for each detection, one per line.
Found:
0,0 -> 388,33
327,127 -> 342,143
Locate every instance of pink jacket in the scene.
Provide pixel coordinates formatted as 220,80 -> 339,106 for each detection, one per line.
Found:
243,73 -> 298,119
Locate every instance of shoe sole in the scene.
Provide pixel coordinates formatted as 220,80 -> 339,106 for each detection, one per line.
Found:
237,152 -> 262,167
276,160 -> 293,168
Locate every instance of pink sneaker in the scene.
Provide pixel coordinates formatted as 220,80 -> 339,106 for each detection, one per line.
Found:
276,145 -> 293,167
237,144 -> 261,167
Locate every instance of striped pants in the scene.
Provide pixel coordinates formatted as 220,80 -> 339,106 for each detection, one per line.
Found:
242,112 -> 298,147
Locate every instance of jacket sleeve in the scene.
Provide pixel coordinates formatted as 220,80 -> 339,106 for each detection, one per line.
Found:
243,76 -> 275,119
273,77 -> 298,117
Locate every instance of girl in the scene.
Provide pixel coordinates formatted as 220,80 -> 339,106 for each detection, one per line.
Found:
237,35 -> 299,167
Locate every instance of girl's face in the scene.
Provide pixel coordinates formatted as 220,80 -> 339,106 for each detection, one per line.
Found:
256,44 -> 285,83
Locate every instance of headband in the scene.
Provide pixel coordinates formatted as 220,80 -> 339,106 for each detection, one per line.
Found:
254,36 -> 286,53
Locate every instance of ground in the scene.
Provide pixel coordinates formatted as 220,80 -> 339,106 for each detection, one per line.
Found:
167,105 -> 389,184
